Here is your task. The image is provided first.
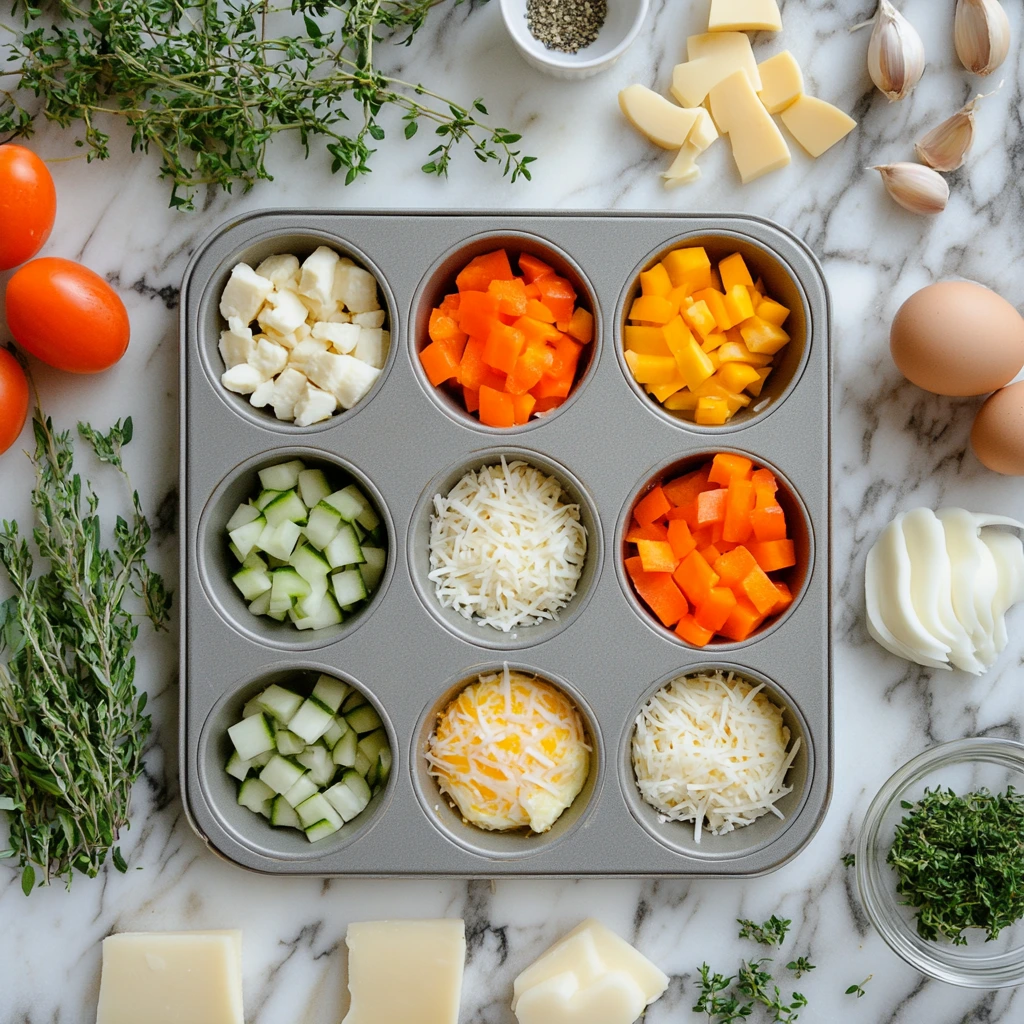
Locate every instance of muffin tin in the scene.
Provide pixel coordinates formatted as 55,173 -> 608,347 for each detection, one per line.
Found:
179,211 -> 832,877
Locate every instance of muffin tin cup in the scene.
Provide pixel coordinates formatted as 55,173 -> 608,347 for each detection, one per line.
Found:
181,211 -> 832,877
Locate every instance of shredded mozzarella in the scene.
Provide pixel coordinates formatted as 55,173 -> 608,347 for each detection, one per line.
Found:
631,670 -> 800,842
428,459 -> 587,631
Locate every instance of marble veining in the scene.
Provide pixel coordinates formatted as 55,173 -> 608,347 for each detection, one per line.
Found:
2,0 -> 1024,1020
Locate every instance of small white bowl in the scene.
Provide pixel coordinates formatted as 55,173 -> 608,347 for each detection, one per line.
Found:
499,0 -> 650,80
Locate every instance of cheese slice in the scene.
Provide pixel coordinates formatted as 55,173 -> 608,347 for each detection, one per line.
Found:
708,0 -> 783,32
663,143 -> 702,188
96,931 -> 243,1024
619,85 -> 702,149
780,94 -> 858,157
342,920 -> 465,1024
757,50 -> 804,113
671,33 -> 761,107
688,107 -> 720,152
709,70 -> 791,183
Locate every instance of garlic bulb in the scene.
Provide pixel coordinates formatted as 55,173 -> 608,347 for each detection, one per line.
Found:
867,0 -> 925,101
915,96 -> 983,171
955,0 -> 1011,76
871,163 -> 949,215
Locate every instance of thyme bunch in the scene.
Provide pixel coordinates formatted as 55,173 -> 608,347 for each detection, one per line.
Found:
0,0 -> 536,209
0,411 -> 171,893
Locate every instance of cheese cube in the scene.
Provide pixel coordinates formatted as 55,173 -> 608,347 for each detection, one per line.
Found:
293,383 -> 337,427
218,319 -> 255,368
708,70 -> 791,183
96,931 -> 243,1024
219,264 -> 273,324
335,264 -> 380,313
248,338 -> 289,378
671,32 -> 761,107
255,253 -> 301,288
619,84 -> 702,149
306,351 -> 381,409
221,363 -> 269,394
780,94 -> 858,158
708,0 -> 782,32
342,920 -> 465,1024
312,320 -> 362,354
352,310 -> 386,328
663,143 -> 702,188
271,367 -> 308,420
354,327 -> 389,369
259,288 -> 308,336
757,50 -> 804,114
249,378 -> 276,409
299,245 -> 341,306
288,338 -> 331,373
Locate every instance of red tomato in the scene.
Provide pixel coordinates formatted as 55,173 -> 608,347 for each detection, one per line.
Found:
0,348 -> 30,455
0,145 -> 57,271
5,258 -> 130,374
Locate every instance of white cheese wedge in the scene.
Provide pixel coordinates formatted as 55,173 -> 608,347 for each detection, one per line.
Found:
619,85 -> 702,149
299,245 -> 341,306
248,337 -> 289,378
757,50 -> 804,114
294,383 -> 338,426
259,288 -> 309,337
219,319 -> 255,368
306,351 -> 380,408
96,931 -> 243,1024
354,327 -> 388,369
312,320 -> 362,354
271,367 -> 308,420
336,265 -> 381,313
222,363 -> 269,394
779,94 -> 857,157
708,0 -> 782,32
342,920 -> 465,1024
219,264 -> 273,324
671,32 -> 761,107
663,143 -> 702,187
255,253 -> 301,287
708,69 -> 791,182
249,378 -> 276,408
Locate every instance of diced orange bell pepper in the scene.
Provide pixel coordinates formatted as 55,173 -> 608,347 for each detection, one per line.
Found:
696,488 -> 727,526
458,336 -> 488,389
718,597 -> 764,642
722,479 -> 755,544
673,550 -> 720,605
439,292 -> 461,316
747,539 -> 797,572
694,288 -> 733,332
640,263 -> 673,298
480,368 -> 507,393
533,396 -> 565,414
463,386 -> 480,413
719,252 -> 754,291
752,468 -> 779,506
771,580 -> 795,613
756,297 -> 790,327
708,453 -> 754,487
514,316 -> 561,346
518,252 -> 555,283
625,556 -> 689,628
525,299 -> 556,323
478,385 -> 515,428
750,504 -> 788,542
456,249 -> 514,292
724,283 -> 755,325
626,519 -> 670,544
634,486 -> 672,527
740,566 -> 783,615
695,396 -> 730,425
695,586 -> 738,632
667,519 -> 697,560
458,291 -> 501,337
483,321 -> 526,376
419,341 -> 460,387
536,276 -> 577,324
512,392 -> 536,425
429,308 -> 465,346
505,342 -> 553,395
487,277 -> 528,317
675,613 -> 715,647
714,546 -> 758,587
566,307 -> 594,344
531,372 -> 573,401
662,248 -> 712,291
549,336 -> 582,380
663,466 -> 712,508
637,539 -> 679,574
699,543 -> 723,564
746,368 -> 773,397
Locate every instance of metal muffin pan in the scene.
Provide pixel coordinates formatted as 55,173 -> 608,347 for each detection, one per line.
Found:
179,211 -> 832,877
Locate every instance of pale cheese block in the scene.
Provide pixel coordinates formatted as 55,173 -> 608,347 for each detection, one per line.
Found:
619,85 -> 702,149
708,0 -> 782,32
96,931 -> 243,1024
709,70 -> 791,183
780,94 -> 858,157
514,970 -> 649,1024
663,142 -> 702,188
671,32 -> 761,107
757,50 -> 804,114
342,919 -> 465,1024
688,107 -> 720,152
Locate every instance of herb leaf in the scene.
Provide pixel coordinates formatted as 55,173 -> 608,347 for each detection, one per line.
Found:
737,915 -> 792,946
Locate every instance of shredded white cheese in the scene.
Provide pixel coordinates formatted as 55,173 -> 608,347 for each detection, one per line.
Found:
428,459 -> 587,631
631,670 -> 800,842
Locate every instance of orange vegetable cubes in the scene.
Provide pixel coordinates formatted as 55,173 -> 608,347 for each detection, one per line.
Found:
624,247 -> 791,424
624,454 -> 799,646
419,248 -> 592,427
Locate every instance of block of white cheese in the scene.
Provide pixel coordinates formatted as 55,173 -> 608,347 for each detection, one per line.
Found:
708,0 -> 782,32
511,919 -> 669,1024
757,50 -> 804,114
780,94 -> 858,157
342,919 -> 465,1024
709,69 -> 792,183
619,85 -> 702,149
96,931 -> 244,1024
671,33 -> 761,107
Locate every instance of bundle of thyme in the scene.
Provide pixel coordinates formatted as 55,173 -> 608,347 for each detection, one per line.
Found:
0,0 -> 536,209
0,411 -> 170,894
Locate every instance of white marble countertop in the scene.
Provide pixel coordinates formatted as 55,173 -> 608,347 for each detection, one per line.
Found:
2,0 -> 1024,1020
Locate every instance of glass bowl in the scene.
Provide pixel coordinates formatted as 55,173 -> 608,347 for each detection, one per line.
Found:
857,737 -> 1024,988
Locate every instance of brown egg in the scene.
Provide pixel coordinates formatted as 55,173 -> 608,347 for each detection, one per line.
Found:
890,281 -> 1024,396
972,381 -> 1024,475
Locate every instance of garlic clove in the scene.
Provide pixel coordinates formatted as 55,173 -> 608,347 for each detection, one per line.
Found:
867,0 -> 926,101
871,163 -> 950,214
915,96 -> 983,171
955,0 -> 1011,76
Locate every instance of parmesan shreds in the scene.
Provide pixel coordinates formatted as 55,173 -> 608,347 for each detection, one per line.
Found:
428,459 -> 587,631
631,670 -> 800,842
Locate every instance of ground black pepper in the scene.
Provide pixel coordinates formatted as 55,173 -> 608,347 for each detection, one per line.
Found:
525,0 -> 607,55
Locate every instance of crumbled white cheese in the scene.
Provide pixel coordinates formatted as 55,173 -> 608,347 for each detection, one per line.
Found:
271,367 -> 308,420
248,338 -> 289,378
312,321 -> 361,354
221,363 -> 268,394
352,310 -> 386,329
299,246 -> 341,307
294,384 -> 338,427
219,319 -> 255,368
305,351 -> 380,409
255,253 -> 301,287
219,264 -> 273,323
249,378 -> 276,408
259,288 -> 308,337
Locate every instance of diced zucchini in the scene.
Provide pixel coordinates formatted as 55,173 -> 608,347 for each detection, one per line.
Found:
359,547 -> 386,593
237,777 -> 275,814
291,543 -> 331,583
289,696 -> 336,744
225,750 -> 252,781
353,520 -> 368,542
259,754 -> 306,795
232,565 -> 272,601
258,459 -> 306,492
353,749 -> 373,778
282,773 -> 318,808
275,729 -> 306,756
323,780 -> 363,822
332,728 -> 358,767
341,690 -> 367,714
258,521 -> 302,560
292,593 -> 343,631
312,673 -> 350,712
325,524 -> 364,568
295,792 -> 337,828
305,816 -> 343,842
248,591 -> 272,617
346,704 -> 383,735
296,744 -> 335,787
269,567 -> 311,614
241,550 -> 268,572
357,728 -> 388,763
241,697 -> 263,719
228,713 -> 275,761
323,718 -> 346,748
263,489 -> 308,528
331,484 -> 379,532
296,576 -> 328,619
229,515 -> 266,559
227,502 -> 263,532
305,501 -> 343,550
256,684 -> 304,724
298,468 -> 332,509
266,606 -> 288,623
270,795 -> 302,829
376,748 -> 392,789
249,749 -> 274,768
342,767 -> 373,803
254,488 -> 284,510
323,487 -> 363,522
229,541 -> 245,563
332,568 -> 368,608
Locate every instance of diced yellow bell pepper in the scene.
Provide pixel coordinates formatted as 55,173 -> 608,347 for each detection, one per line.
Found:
664,390 -> 700,411
695,395 -> 730,425
630,295 -> 676,325
756,297 -> 791,327
718,361 -> 762,393
640,263 -> 673,298
661,248 -> 712,291
717,341 -> 773,367
694,288 -> 733,331
664,321 -> 716,390
695,377 -> 752,412
746,367 -> 773,397
702,331 -> 727,352
719,252 -> 754,291
625,349 -> 680,385
682,299 -> 718,338
646,376 -> 686,402
740,316 -> 791,355
724,283 -> 755,324
625,325 -> 670,356
707,349 -> 722,370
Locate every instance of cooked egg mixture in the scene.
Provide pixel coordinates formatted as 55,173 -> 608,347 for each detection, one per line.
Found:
426,669 -> 590,833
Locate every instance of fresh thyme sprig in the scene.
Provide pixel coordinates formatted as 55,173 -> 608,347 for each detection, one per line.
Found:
737,915 -> 792,947
785,957 -> 814,979
0,0 -> 536,209
694,959 -> 807,1024
0,411 -> 171,893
